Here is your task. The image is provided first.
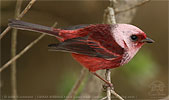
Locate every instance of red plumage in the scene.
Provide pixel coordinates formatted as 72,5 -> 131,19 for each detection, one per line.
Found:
57,24 -> 124,72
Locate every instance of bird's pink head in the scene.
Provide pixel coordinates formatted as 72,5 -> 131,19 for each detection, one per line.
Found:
112,24 -> 154,49
111,24 -> 154,62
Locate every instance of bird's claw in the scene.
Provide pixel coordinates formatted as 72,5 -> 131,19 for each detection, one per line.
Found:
102,83 -> 114,91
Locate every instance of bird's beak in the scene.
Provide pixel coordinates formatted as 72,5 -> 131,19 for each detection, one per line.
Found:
141,37 -> 154,43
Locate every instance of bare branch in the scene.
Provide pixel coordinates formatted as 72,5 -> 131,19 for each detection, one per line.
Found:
0,21 -> 57,72
106,69 -> 111,100
0,34 -> 45,72
103,0 -> 124,99
103,7 -> 116,24
79,71 -> 103,99
65,68 -> 87,100
11,0 -> 23,100
109,0 -> 117,7
0,26 -> 11,40
17,0 -> 36,20
115,0 -> 150,14
100,96 -> 107,100
111,90 -> 124,100
0,0 -> 37,39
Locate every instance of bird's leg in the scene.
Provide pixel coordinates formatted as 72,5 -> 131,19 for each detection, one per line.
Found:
92,72 -> 113,88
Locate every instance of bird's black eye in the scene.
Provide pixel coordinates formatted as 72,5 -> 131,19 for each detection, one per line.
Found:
130,35 -> 138,41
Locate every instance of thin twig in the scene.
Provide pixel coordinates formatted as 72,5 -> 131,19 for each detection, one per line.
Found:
0,27 -> 11,39
106,69 -> 111,100
17,0 -> 36,19
101,70 -> 124,100
0,22 -> 57,72
103,7 -> 116,24
103,0 -> 124,100
0,34 -> 45,72
100,96 -> 107,100
111,90 -> 124,100
115,0 -> 150,14
0,0 -> 36,40
65,68 -> 87,100
103,0 -> 150,99
11,0 -> 23,100
109,0 -> 117,7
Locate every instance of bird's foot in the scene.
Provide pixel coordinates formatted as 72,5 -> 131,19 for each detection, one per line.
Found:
102,82 -> 114,92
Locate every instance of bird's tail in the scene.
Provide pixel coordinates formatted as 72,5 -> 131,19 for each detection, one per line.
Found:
8,19 -> 59,37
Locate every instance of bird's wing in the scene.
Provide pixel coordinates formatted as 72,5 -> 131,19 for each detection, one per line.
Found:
85,24 -> 125,56
48,35 -> 122,59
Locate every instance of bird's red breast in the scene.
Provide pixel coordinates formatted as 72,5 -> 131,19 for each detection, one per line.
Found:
71,53 -> 123,72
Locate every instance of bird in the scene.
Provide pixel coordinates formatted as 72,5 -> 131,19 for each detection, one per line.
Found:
8,19 -> 154,86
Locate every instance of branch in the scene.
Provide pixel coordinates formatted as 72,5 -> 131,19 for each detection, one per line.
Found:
0,22 -> 57,72
115,0 -> 150,14
105,69 -> 111,100
11,0 -> 23,100
0,34 -> 44,72
0,0 -> 37,40
103,7 -> 116,24
78,71 -> 103,99
102,0 -> 149,99
102,0 -> 124,100
65,68 -> 87,100
110,90 -> 124,100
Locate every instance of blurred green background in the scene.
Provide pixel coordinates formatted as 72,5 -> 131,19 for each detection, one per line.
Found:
1,0 -> 168,99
